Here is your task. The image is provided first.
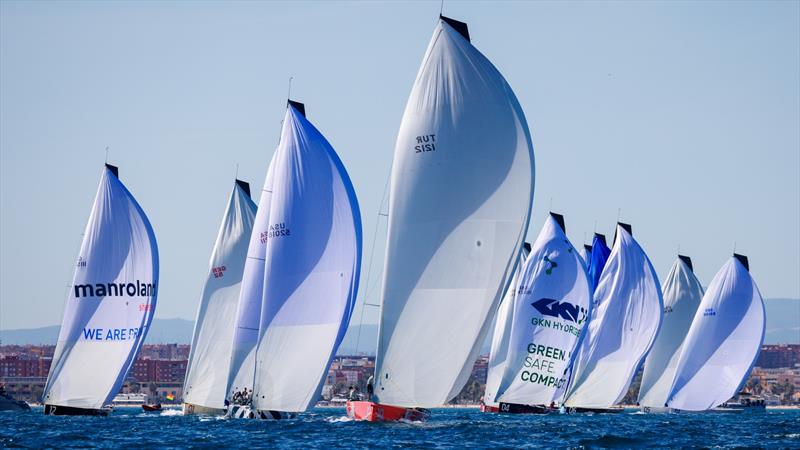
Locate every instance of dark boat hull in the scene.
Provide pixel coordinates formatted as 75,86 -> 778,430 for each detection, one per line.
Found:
498,402 -> 552,414
44,404 -> 111,416
226,404 -> 295,420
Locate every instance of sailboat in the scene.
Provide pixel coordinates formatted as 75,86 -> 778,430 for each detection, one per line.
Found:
638,255 -> 704,411
228,100 -> 362,420
563,223 -> 662,413
488,213 -> 592,414
43,164 -> 158,416
587,233 -> 610,292
347,15 -> 535,422
481,243 -> 531,413
579,244 -> 592,268
666,254 -> 765,411
227,144 -> 278,403
183,179 -> 257,415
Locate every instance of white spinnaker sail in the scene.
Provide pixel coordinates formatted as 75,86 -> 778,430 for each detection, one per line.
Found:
183,181 -> 257,409
252,104 -> 362,412
564,224 -> 662,408
227,155 -> 277,396
43,165 -> 158,409
637,256 -> 703,408
495,215 -> 592,406
483,246 -> 530,409
579,246 -> 591,269
374,16 -> 535,408
667,256 -> 765,411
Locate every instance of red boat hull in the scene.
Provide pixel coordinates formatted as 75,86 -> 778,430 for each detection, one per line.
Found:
346,401 -> 429,422
480,403 -> 500,413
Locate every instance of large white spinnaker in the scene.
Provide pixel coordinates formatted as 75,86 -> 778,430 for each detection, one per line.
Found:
252,102 -> 362,413
183,180 -> 257,411
373,15 -> 535,408
227,148 -> 277,397
483,243 -> 531,409
494,214 -> 592,406
43,164 -> 158,414
667,254 -> 765,411
564,223 -> 662,409
637,255 -> 703,408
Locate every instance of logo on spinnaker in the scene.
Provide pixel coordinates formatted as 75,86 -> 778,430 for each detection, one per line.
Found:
531,298 -> 587,324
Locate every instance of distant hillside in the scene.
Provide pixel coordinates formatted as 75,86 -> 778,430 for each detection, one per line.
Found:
3,298 -> 797,349
764,298 -> 800,344
0,318 -> 195,345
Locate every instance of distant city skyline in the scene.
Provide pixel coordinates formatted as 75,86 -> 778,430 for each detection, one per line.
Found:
1,1 -> 798,329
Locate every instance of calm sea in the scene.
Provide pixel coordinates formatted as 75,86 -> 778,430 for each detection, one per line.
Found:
2,407 -> 798,448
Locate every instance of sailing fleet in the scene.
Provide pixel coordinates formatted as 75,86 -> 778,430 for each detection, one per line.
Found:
41,15 -> 766,420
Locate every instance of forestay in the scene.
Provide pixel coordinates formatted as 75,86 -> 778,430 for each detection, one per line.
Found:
483,245 -> 531,409
252,103 -> 362,412
227,150 -> 277,397
495,214 -> 592,406
43,165 -> 158,409
374,16 -> 535,408
564,224 -> 662,408
184,180 -> 257,410
638,256 -> 703,408
667,255 -> 765,411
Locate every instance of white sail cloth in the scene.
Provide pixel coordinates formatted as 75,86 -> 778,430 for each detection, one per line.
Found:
667,256 -> 765,411
494,216 -> 592,405
43,166 -> 158,409
483,247 -> 530,408
637,257 -> 703,408
252,104 -> 362,412
374,17 -> 535,408
227,158 -> 276,396
183,181 -> 257,410
564,225 -> 662,408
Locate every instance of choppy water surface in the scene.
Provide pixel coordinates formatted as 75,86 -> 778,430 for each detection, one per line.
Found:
2,407 -> 798,448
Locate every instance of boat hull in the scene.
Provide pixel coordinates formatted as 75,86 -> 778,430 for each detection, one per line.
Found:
226,404 -> 295,420
498,402 -> 552,414
0,396 -> 30,412
183,403 -> 226,416
141,404 -> 162,412
566,407 -> 624,414
43,404 -> 111,416
345,401 -> 430,422
480,403 -> 500,413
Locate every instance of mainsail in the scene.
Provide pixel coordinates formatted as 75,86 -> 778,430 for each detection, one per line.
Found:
587,233 -> 610,292
564,223 -> 662,408
43,164 -> 158,410
667,254 -> 765,411
183,180 -> 257,410
483,243 -> 531,409
373,15 -> 535,408
227,145 -> 278,396
251,102 -> 362,412
494,214 -> 592,406
637,255 -> 703,408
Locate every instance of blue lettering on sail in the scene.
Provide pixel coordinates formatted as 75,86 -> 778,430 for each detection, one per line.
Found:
82,327 -> 141,341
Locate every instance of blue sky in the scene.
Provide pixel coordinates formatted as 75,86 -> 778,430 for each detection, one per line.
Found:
1,1 -> 798,329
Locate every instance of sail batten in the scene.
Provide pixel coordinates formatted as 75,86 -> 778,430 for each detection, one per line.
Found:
373,17 -> 535,408
43,166 -> 158,410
